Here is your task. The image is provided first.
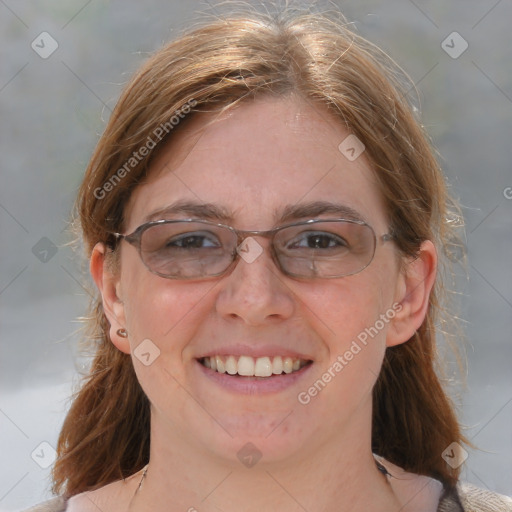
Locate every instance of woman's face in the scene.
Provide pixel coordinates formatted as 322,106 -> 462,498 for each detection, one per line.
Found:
106,96 -> 408,464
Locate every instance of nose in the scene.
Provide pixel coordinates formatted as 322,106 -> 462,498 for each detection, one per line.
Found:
215,237 -> 295,326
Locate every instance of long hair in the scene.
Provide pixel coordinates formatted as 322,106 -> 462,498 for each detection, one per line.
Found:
53,6 -> 466,496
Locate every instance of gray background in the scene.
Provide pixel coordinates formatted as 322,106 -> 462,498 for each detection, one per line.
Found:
0,1 -> 511,510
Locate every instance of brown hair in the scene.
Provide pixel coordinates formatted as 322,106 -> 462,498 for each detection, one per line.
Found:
53,6 -> 466,496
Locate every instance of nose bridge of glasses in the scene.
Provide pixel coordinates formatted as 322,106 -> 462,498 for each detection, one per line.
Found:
230,227 -> 282,273
227,224 -> 280,252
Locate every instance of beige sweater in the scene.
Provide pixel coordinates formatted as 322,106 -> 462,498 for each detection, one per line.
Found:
22,483 -> 512,511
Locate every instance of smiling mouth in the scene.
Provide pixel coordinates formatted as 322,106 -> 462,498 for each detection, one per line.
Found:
198,355 -> 312,378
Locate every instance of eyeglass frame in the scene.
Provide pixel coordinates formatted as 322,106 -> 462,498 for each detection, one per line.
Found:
111,218 -> 394,280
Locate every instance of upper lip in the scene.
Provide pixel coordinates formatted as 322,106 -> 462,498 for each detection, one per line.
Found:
196,344 -> 314,361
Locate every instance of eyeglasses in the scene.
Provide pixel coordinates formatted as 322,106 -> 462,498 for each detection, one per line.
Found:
112,218 -> 393,280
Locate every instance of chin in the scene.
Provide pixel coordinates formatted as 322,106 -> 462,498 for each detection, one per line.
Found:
196,413 -> 313,468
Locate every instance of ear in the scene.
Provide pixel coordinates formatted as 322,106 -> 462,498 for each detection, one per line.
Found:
90,242 -> 131,354
386,240 -> 437,347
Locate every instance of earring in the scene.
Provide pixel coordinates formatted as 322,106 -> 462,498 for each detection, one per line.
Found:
117,328 -> 128,338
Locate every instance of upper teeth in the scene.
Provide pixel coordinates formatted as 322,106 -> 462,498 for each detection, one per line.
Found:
202,355 -> 308,377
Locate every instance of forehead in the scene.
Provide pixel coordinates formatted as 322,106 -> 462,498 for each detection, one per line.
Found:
125,96 -> 388,232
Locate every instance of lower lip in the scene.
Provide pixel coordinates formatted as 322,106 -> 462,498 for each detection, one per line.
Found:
194,359 -> 313,394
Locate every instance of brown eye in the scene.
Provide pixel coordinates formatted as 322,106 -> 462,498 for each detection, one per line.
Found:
287,231 -> 348,250
166,232 -> 221,249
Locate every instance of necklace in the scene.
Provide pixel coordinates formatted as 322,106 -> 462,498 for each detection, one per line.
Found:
137,465 -> 149,491
128,458 -> 391,508
376,459 -> 392,477
128,464 -> 149,510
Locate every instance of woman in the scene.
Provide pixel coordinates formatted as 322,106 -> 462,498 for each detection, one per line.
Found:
26,6 -> 512,512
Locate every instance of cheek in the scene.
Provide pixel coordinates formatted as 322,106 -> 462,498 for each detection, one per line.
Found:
120,251 -> 215,350
310,273 -> 392,344
307,271 -> 397,385
121,272 -> 218,402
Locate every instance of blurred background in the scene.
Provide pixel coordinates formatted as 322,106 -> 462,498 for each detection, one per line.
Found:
0,1 -> 511,509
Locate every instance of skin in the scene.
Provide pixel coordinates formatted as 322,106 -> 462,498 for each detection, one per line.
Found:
72,95 -> 437,512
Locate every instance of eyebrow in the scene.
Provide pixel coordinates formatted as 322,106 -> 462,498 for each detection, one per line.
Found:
143,200 -> 233,223
279,201 -> 364,224
142,200 -> 366,225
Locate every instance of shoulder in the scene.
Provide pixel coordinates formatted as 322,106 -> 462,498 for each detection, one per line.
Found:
456,482 -> 512,512
21,496 -> 67,512
375,455 -> 512,512
23,467 -> 145,512
66,466 -> 146,512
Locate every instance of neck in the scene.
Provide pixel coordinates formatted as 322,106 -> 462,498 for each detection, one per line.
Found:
129,408 -> 401,512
